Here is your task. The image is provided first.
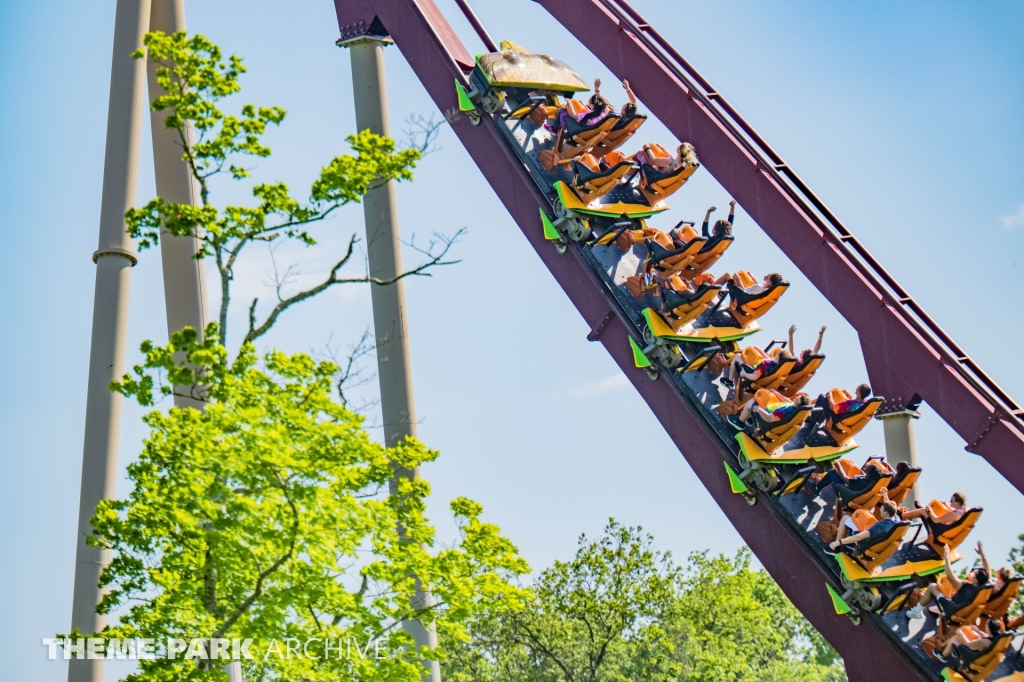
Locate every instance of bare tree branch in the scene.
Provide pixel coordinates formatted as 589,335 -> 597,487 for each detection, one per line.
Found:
243,228 -> 464,347
403,112 -> 445,155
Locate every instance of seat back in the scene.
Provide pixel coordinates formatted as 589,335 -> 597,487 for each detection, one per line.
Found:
561,114 -> 619,157
857,521 -> 910,573
663,285 -> 720,326
641,167 -> 699,204
928,508 -> 984,553
725,280 -> 790,327
842,472 -> 894,511
573,160 -> 634,200
778,355 -> 825,397
739,346 -> 764,366
677,223 -> 700,243
679,236 -> 733,278
834,457 -> 863,479
983,577 -> 1022,621
959,632 -> 1014,681
592,115 -> 646,158
755,405 -> 812,453
565,99 -> 589,118
886,467 -> 921,506
825,397 -> 883,446
946,585 -> 994,628
749,358 -> 797,392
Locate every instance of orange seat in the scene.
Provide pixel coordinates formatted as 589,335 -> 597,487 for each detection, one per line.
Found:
747,356 -> 797,393
592,115 -> 647,158
884,466 -> 921,506
658,284 -> 721,329
980,577 -> 1022,629
777,354 -> 825,397
952,632 -> 1014,682
750,402 -> 813,453
938,585 -> 994,639
571,153 -> 635,200
726,277 -> 789,327
678,236 -> 734,279
851,520 -> 911,573
539,105 -> 621,171
646,234 -> 707,275
824,396 -> 883,447
925,507 -> 983,555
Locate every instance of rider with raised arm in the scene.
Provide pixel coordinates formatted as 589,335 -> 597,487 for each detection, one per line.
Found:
907,545 -> 990,620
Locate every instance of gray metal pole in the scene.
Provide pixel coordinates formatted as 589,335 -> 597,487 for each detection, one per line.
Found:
147,0 -> 209,406
69,1 -> 151,681
880,411 -> 920,506
345,38 -> 441,681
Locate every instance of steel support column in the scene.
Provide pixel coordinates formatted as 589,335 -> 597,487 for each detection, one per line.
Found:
147,0 -> 210,412
879,412 -> 920,505
68,1 -> 151,680
344,36 -> 440,681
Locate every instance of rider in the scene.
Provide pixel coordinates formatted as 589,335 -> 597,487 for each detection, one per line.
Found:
907,545 -> 990,620
828,501 -> 899,554
804,383 -> 872,430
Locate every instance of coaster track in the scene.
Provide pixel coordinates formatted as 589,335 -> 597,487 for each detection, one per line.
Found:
331,1 -> 1024,679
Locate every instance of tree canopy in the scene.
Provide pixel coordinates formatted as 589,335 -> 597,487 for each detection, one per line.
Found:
73,328 -> 528,681
126,31 -> 456,350
443,521 -> 846,682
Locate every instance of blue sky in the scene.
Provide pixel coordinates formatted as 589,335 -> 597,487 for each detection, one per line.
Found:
1,0 -> 1022,679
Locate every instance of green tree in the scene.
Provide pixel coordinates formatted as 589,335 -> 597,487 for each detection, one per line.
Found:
65,327 -> 528,681
1008,535 -> 1024,619
445,520 -> 682,682
444,525 -> 846,682
126,31 -> 458,350
669,548 -> 845,682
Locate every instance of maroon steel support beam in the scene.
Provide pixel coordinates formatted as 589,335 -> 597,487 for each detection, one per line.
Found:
331,1 -> 931,678
533,0 -> 1024,492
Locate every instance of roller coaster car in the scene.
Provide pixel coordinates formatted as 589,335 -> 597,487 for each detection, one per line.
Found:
836,464 -> 895,512
715,352 -> 798,417
552,179 -> 669,220
636,143 -> 700,204
885,464 -> 922,506
816,389 -> 885,447
591,114 -> 648,159
645,227 -> 707,274
724,273 -> 789,327
471,40 -> 589,114
745,400 -> 814,455
540,108 -> 622,171
656,283 -> 723,329
936,583 -> 996,640
943,632 -> 1016,682
571,152 -> 635,200
677,233 -> 734,279
922,506 -> 984,556
841,519 -> 912,574
980,577 -> 1023,630
777,353 -> 825,397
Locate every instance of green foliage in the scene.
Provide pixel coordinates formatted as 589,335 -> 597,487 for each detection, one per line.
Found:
670,548 -> 845,682
72,327 -> 528,681
443,525 -> 846,682
1009,534 -> 1024,618
125,32 -> 425,347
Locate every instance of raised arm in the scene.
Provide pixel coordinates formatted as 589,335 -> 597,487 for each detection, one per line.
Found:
976,541 -> 991,577
944,545 -> 963,590
621,79 -> 637,105
787,324 -> 796,352
813,326 -> 826,354
727,199 -> 737,226
701,205 -> 717,237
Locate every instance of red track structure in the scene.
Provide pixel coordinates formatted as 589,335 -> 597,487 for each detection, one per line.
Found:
332,1 -> 1023,680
